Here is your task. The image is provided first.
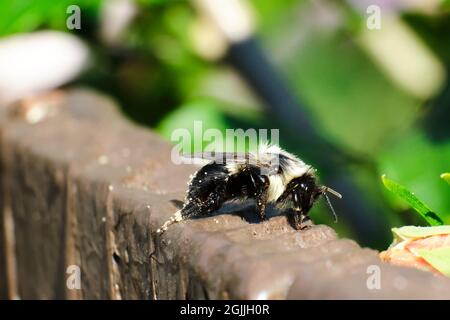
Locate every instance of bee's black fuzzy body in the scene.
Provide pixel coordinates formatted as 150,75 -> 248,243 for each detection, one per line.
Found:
157,144 -> 340,233
182,163 -> 269,220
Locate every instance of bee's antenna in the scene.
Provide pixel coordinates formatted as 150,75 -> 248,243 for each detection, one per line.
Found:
323,186 -> 342,199
321,186 -> 342,223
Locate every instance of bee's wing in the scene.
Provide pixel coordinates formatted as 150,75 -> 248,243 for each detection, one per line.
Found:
180,152 -> 258,165
180,152 -> 282,176
257,152 -> 280,173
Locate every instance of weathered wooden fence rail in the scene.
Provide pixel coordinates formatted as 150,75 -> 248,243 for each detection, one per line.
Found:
1,88 -> 450,299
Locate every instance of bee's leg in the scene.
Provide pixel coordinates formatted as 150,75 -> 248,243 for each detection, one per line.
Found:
181,183 -> 227,220
291,190 -> 312,230
291,210 -> 311,230
252,174 -> 269,221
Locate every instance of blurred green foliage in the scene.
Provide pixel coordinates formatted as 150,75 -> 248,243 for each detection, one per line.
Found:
0,0 -> 100,36
1,0 -> 449,249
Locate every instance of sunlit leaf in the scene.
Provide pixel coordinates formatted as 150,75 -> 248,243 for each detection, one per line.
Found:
441,173 -> 450,185
384,226 -> 450,277
392,225 -> 450,241
382,175 -> 444,226
416,248 -> 450,277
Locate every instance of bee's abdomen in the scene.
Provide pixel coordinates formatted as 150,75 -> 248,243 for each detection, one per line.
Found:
186,163 -> 229,201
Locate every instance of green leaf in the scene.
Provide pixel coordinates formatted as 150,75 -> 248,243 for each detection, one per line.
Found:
381,175 -> 444,226
416,247 -> 450,277
378,131 -> 450,224
441,173 -> 450,185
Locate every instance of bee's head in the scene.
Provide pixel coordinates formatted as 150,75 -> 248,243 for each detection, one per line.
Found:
293,173 -> 342,223
291,174 -> 323,213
